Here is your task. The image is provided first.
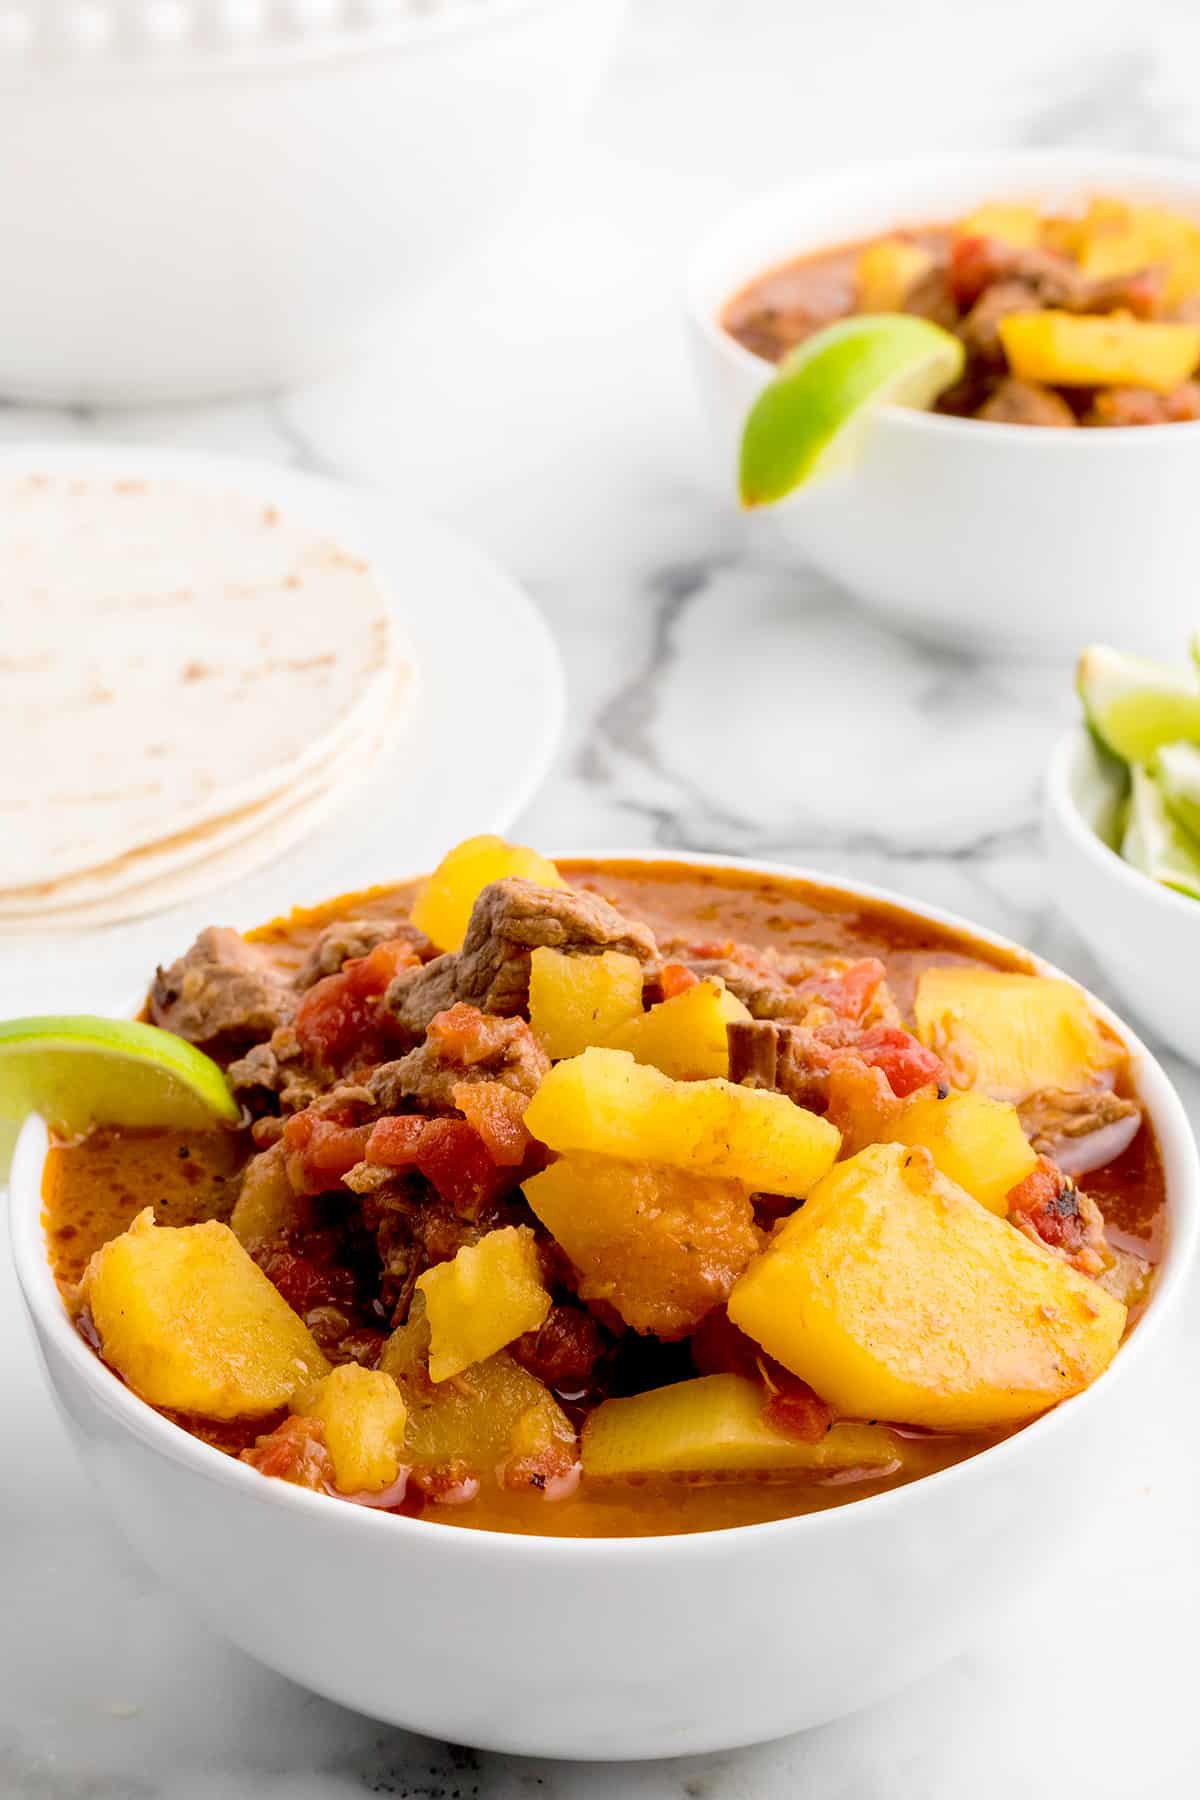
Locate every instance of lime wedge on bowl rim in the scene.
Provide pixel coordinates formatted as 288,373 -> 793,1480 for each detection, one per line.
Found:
1122,766 -> 1200,900
1078,644 -> 1200,764
739,314 -> 965,507
1153,741 -> 1200,842
0,1016 -> 239,1179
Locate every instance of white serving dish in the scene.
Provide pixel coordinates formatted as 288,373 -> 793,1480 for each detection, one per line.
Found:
1045,725 -> 1200,1064
0,0 -> 626,403
9,856 -> 1198,1759
687,150 -> 1200,660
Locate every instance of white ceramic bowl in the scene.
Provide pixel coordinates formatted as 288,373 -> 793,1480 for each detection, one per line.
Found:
0,0 -> 626,403
687,150 -> 1200,660
9,856 -> 1198,1758
1046,726 -> 1200,1064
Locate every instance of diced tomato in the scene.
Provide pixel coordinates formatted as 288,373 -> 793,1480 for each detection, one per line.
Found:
241,1416 -> 332,1491
427,1002 -> 519,1066
845,1024 -> 945,1098
451,1080 -> 530,1167
948,234 -> 1012,307
825,1057 -> 905,1155
366,1113 -> 511,1218
797,957 -> 886,1021
660,962 -> 700,1000
256,1243 -> 358,1315
762,1375 -> 835,1444
282,1109 -> 372,1194
1006,1153 -> 1106,1273
365,1114 -> 427,1167
293,937 -> 419,1068
413,1118 -> 511,1219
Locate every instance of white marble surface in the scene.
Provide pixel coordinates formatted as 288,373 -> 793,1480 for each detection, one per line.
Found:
4,1 -> 1200,1793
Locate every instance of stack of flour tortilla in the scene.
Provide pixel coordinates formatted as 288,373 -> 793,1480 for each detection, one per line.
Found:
0,474 -> 410,931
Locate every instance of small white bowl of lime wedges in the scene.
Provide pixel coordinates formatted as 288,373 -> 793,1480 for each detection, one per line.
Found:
1046,643 -> 1200,1064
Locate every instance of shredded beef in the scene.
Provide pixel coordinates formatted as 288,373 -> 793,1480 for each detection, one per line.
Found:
368,1003 -> 549,1115
355,1175 -> 518,1324
149,926 -> 295,1052
510,1302 -> 610,1394
976,378 -> 1078,428
384,878 -> 658,1034
1017,1087 -> 1141,1175
296,918 -> 432,989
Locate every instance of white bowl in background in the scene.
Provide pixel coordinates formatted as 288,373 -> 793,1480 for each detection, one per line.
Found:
0,0 -> 626,404
687,150 -> 1200,660
9,855 -> 1198,1758
1046,726 -> 1200,1064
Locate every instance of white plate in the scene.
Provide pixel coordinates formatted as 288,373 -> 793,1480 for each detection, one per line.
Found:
0,444 -> 564,1014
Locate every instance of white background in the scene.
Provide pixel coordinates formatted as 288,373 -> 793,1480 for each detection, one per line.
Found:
4,2 -> 1200,1794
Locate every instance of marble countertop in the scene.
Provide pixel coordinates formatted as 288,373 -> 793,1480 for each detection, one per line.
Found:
4,2 -> 1200,1793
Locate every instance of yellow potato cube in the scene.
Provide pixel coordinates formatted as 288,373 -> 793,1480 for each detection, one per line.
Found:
887,1089 -> 1036,1214
607,977 -> 751,1080
958,203 -> 1041,247
381,1314 -> 576,1481
294,1364 -> 407,1494
998,310 -> 1200,394
415,1225 -> 551,1382
82,1208 -> 329,1419
411,833 -> 564,952
914,967 -> 1124,1102
528,946 -> 645,1060
523,1046 -> 840,1199
729,1144 -> 1126,1430
582,1374 -> 902,1478
523,1152 -> 759,1337
855,238 -> 936,312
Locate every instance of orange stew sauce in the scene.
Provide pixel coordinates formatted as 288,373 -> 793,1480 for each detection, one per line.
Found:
42,861 -> 1166,1537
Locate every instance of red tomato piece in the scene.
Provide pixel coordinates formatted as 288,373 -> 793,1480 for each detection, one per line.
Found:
282,1110 -> 372,1194
451,1081 -> 530,1167
848,1024 -> 945,1098
414,1118 -> 511,1219
659,962 -> 700,1000
365,1115 -> 427,1168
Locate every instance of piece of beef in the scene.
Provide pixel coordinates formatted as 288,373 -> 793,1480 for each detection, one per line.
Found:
354,1174 -> 519,1324
976,378 -> 1078,428
510,1302 -> 611,1396
296,917 -> 432,989
226,1022 -> 329,1115
1085,381 -> 1200,426
959,280 -> 1040,365
1017,1087 -> 1142,1176
384,878 -> 658,1034
728,1016 -> 942,1109
368,1003 -> 550,1115
149,926 -> 295,1052
902,264 -> 960,330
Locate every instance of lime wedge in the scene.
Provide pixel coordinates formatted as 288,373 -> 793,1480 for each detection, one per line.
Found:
1122,766 -> 1200,899
0,1016 -> 240,1171
739,315 -> 965,507
1153,741 -> 1200,840
1078,645 -> 1200,763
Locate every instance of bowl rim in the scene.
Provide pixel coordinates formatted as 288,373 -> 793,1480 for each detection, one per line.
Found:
11,848 -> 1200,1561
686,145 -> 1200,450
1046,723 -> 1200,920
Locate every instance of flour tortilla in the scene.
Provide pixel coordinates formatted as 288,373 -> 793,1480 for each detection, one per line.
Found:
0,698 -> 402,933
0,475 -> 402,887
0,660 -> 408,918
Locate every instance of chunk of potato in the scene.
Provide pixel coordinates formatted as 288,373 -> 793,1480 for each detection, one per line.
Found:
958,202 -> 1041,247
607,977 -> 751,1081
82,1208 -> 329,1419
294,1364 -> 407,1494
229,1142 -> 307,1250
914,967 -> 1124,1102
886,1089 -> 1036,1214
523,1047 -> 840,1199
523,1152 -> 759,1337
998,310 -> 1200,394
855,238 -> 936,312
729,1143 -> 1126,1430
415,1225 -> 551,1382
582,1373 -> 902,1478
411,833 -> 564,952
381,1311 -> 576,1482
528,946 -> 645,1060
